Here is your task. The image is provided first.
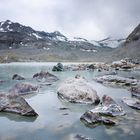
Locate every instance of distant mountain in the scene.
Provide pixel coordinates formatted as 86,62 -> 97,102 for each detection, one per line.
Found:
0,20 -> 113,62
109,24 -> 140,61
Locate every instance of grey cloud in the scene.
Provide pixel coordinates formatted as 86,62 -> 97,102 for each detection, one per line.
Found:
0,0 -> 140,40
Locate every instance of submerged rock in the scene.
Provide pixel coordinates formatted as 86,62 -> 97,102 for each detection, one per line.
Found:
0,93 -> 38,116
95,75 -> 139,87
33,71 -> 59,82
12,74 -> 25,80
52,63 -> 64,71
122,97 -> 140,110
0,80 -> 5,84
68,133 -> 93,140
57,76 -> 100,104
80,95 -> 124,128
131,86 -> 140,99
9,83 -> 38,96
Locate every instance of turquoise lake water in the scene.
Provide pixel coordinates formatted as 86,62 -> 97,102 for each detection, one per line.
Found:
0,62 -> 140,140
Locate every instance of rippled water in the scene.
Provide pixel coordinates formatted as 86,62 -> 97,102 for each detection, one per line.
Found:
0,63 -> 140,140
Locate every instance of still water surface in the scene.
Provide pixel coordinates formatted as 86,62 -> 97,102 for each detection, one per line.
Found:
0,63 -> 140,140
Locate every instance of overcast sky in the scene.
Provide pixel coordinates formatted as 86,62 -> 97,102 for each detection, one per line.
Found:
0,0 -> 140,40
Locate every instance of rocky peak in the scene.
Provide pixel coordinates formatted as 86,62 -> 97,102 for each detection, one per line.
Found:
126,24 -> 140,43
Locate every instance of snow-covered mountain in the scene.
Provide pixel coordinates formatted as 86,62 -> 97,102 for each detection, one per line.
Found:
0,20 -> 113,57
0,20 -> 67,42
97,37 -> 126,48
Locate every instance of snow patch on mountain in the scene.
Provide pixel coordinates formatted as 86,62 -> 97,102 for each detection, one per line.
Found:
98,37 -> 125,48
80,48 -> 97,52
32,33 -> 42,39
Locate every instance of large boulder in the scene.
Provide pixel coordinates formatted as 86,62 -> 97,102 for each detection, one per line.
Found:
52,63 -> 64,71
95,75 -> 139,87
33,71 -> 59,82
122,97 -> 140,110
90,95 -> 125,117
57,76 -> 100,104
9,83 -> 38,96
12,74 -> 25,80
80,95 -> 125,128
0,93 -> 38,116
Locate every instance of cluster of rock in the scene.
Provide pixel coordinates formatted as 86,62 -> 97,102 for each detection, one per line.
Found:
95,75 -> 139,87
52,59 -> 139,72
56,74 -> 140,130
0,94 -> 38,116
0,71 -> 59,116
111,58 -> 136,70
95,74 -> 140,110
52,62 -> 110,72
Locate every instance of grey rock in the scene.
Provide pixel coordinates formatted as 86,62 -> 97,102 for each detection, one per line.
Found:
12,74 -> 25,80
9,82 -> 38,96
80,95 -> 124,128
72,134 -> 92,140
122,97 -> 140,110
80,112 -> 115,128
131,86 -> 140,99
52,63 -> 64,71
66,133 -> 93,140
90,95 -> 125,117
0,93 -> 38,116
57,76 -> 100,104
33,71 -> 59,82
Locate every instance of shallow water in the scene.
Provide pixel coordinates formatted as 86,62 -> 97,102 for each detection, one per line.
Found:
0,62 -> 140,140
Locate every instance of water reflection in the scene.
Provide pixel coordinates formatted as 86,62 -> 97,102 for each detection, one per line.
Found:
0,63 -> 139,140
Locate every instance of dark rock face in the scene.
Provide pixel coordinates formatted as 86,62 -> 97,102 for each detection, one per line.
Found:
126,24 -> 140,43
33,71 -> 59,82
9,83 -> 38,96
12,74 -> 25,80
52,63 -> 64,71
80,95 -> 124,128
122,97 -> 140,110
0,93 -> 38,116
131,86 -> 140,99
87,64 -> 95,70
